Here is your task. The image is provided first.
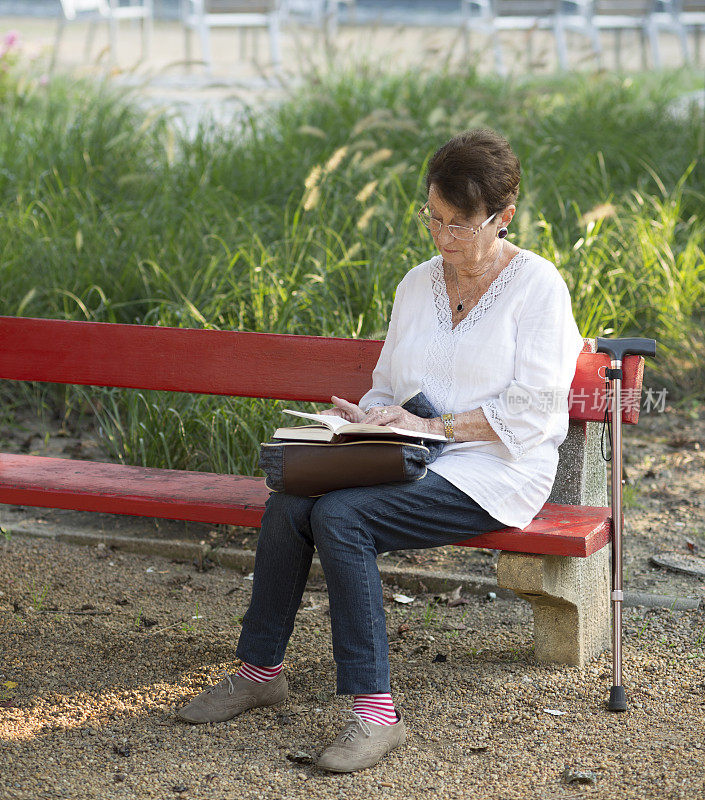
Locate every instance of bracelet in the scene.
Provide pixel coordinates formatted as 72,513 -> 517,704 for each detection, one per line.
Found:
441,413 -> 455,442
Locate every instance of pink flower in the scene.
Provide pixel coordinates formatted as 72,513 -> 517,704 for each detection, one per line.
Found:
3,31 -> 20,49
0,30 -> 20,59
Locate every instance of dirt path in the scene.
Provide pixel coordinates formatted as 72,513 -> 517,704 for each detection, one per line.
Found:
1,530 -> 703,800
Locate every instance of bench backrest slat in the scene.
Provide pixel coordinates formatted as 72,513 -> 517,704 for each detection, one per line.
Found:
0,316 -> 644,423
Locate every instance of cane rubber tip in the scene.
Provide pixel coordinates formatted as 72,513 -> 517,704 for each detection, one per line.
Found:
608,685 -> 627,712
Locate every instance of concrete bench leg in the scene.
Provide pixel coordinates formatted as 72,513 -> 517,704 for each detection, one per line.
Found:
496,549 -> 610,667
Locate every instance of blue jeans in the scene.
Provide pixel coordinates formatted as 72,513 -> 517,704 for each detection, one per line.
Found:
235,470 -> 502,695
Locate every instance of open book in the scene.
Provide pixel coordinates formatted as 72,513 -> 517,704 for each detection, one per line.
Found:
272,409 -> 448,444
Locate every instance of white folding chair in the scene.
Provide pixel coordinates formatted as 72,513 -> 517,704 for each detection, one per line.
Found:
52,0 -> 154,70
461,0 -> 599,74
588,1 -> 688,68
676,0 -> 705,61
181,0 -> 284,73
281,0 -> 354,39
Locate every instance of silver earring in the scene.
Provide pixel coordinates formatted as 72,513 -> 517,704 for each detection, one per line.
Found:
498,227 -> 508,239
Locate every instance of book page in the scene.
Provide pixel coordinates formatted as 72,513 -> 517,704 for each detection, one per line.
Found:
273,426 -> 334,442
338,423 -> 446,441
281,409 -> 348,432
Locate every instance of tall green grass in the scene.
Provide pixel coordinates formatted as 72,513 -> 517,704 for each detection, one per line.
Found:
0,63 -> 703,474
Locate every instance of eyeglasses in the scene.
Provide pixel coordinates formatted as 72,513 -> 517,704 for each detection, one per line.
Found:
417,203 -> 496,241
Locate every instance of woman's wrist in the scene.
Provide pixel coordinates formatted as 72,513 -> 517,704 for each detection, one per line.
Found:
427,417 -> 447,438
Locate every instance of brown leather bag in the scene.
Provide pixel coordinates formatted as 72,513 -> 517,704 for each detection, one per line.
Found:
259,438 -> 434,497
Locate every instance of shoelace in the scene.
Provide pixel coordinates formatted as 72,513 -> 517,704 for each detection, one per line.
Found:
206,674 -> 235,696
340,711 -> 372,742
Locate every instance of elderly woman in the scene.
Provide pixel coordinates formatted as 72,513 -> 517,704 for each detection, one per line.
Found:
177,129 -> 584,772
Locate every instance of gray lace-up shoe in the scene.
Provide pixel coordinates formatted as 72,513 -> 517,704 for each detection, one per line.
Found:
316,710 -> 406,773
177,672 -> 288,724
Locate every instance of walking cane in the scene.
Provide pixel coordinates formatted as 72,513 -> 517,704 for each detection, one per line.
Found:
596,336 -> 657,712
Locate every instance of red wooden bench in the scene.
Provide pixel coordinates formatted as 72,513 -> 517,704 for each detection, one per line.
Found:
0,316 -> 647,666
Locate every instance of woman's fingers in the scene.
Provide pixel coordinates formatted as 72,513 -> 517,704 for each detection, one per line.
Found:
331,395 -> 356,411
331,396 -> 364,423
364,406 -> 427,434
364,405 -> 401,426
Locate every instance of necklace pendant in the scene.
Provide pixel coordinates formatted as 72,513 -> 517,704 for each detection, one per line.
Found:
457,303 -> 463,312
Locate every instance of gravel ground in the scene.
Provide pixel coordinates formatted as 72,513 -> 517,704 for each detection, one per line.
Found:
1,527 -> 704,799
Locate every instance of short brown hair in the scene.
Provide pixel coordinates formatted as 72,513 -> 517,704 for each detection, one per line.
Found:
425,129 -> 521,217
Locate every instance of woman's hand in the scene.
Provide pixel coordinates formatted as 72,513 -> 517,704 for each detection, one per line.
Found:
319,398 -> 439,436
318,395 -> 366,423
363,404 -> 434,435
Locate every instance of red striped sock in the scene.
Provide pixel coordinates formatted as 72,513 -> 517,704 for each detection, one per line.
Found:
352,693 -> 398,726
235,660 -> 283,683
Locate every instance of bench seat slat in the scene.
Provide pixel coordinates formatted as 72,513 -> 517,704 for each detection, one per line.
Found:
0,454 -> 610,558
0,453 -> 267,528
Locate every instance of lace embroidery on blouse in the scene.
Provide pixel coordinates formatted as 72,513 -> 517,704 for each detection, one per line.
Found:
481,399 -> 525,459
421,251 -> 528,414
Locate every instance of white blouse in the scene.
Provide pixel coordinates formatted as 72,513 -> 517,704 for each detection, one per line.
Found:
358,250 -> 585,530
